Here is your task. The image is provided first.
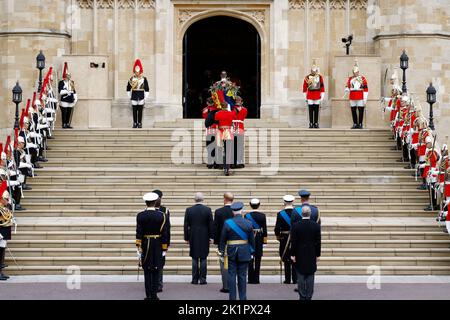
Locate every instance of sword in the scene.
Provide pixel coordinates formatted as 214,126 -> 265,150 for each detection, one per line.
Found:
280,234 -> 291,284
7,246 -> 21,270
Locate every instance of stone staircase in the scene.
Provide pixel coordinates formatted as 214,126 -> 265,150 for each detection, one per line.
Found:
5,124 -> 450,276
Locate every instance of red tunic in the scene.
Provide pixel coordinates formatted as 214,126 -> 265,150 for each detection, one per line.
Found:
445,184 -> 450,198
302,74 -> 325,100
347,76 -> 368,101
214,110 -> 235,141
233,106 -> 247,134
422,150 -> 439,179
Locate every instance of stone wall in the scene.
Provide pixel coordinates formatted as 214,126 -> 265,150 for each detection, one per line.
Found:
0,0 -> 448,134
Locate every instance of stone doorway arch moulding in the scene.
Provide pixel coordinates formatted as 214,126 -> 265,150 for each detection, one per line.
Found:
172,1 -> 272,108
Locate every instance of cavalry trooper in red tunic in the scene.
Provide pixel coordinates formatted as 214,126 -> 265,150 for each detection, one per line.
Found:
421,136 -> 441,211
214,102 -> 236,176
384,69 -> 402,135
302,59 -> 325,129
345,59 -> 369,129
127,59 -> 150,128
232,96 -> 247,168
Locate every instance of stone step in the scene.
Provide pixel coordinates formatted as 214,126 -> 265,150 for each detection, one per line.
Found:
10,239 -> 450,249
10,231 -> 448,241
32,168 -> 414,177
16,223 -> 440,232
8,247 -> 450,258
6,256 -> 450,267
52,128 -> 391,133
26,182 -> 421,190
24,188 -> 426,197
21,194 -> 429,204
15,209 -> 434,217
6,265 -> 450,276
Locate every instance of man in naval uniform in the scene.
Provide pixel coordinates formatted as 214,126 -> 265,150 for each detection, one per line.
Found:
345,59 -> 368,129
244,198 -> 267,284
153,189 -> 171,293
58,62 -> 77,129
274,195 -> 297,285
291,190 -> 321,226
219,201 -> 255,300
302,59 -> 325,129
0,181 -> 14,281
136,192 -> 170,300
127,59 -> 149,129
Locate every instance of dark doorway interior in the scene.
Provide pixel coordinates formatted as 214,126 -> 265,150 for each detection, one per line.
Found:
183,16 -> 261,119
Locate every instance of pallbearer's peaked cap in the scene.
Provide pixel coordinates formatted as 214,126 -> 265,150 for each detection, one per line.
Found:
143,192 -> 159,202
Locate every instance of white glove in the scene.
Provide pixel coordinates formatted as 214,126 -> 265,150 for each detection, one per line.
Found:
19,162 -> 32,169
73,94 -> 78,104
60,89 -> 69,95
127,91 -> 131,99
363,92 -> 368,103
303,92 -> 307,100
162,251 -> 166,257
144,91 -> 149,100
320,92 -> 325,102
44,108 -> 56,114
0,234 -> 3,240
8,180 -> 20,187
344,87 -> 350,93
136,250 -> 142,259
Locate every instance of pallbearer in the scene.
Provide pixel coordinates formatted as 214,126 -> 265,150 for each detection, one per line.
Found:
136,192 -> 169,300
232,96 -> 247,168
303,59 -> 325,129
274,195 -> 296,285
345,59 -> 368,129
127,59 -> 149,128
203,98 -> 218,169
58,62 -> 77,129
244,198 -> 267,284
214,102 -> 235,176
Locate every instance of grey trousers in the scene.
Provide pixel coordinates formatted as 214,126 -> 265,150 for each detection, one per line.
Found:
219,257 -> 228,290
233,134 -> 244,165
206,133 -> 216,165
296,272 -> 315,300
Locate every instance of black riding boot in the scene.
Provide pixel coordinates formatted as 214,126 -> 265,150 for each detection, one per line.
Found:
313,104 -> 319,128
308,105 -> 314,128
137,105 -> 143,128
351,107 -> 358,129
357,106 -> 364,128
132,106 -> 138,128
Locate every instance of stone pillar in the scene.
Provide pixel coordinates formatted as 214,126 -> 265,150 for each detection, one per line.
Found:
0,0 -> 71,142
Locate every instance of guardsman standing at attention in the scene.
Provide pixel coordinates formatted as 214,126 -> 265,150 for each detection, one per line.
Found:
136,192 -> 169,300
214,102 -> 236,176
245,198 -> 267,284
232,96 -> 247,168
292,189 -> 321,226
274,195 -> 297,285
219,202 -> 255,300
203,98 -> 219,169
58,62 -> 77,129
127,59 -> 150,129
303,59 -> 325,129
0,181 -> 14,281
344,59 -> 368,129
153,189 -> 171,293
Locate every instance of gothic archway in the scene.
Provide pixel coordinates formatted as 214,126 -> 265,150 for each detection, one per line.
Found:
182,15 -> 261,118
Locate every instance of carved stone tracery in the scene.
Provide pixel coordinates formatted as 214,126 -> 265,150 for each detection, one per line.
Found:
76,0 -> 155,9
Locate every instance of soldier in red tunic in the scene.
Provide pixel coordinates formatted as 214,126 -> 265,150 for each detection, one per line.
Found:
232,96 -> 247,169
344,59 -> 368,129
421,136 -> 441,211
203,98 -> 219,169
214,102 -> 235,176
302,60 -> 325,129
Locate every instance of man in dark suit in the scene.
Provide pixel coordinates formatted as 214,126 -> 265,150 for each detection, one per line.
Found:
219,202 -> 255,300
184,192 -> 214,285
244,198 -> 267,284
214,192 -> 234,293
290,206 -> 321,300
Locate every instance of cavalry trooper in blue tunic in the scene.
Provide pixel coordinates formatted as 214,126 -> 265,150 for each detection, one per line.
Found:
136,192 -> 170,300
244,198 -> 267,284
219,201 -> 255,300
291,189 -> 321,226
274,195 -> 297,284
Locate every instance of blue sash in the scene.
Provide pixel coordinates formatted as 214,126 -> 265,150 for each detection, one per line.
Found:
279,210 -> 291,227
245,213 -> 261,229
226,219 -> 248,241
294,206 -> 303,218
